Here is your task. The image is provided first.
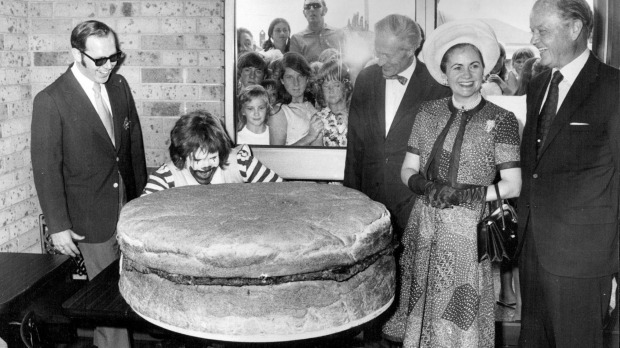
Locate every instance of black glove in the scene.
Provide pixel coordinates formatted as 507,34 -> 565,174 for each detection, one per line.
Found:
456,185 -> 488,204
426,183 -> 460,209
408,174 -> 459,209
407,174 -> 430,195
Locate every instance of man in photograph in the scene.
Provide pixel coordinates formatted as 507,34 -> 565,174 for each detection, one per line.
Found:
290,0 -> 345,63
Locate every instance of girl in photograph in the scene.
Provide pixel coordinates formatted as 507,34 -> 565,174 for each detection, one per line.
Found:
237,85 -> 272,145
268,52 -> 322,146
315,60 -> 353,147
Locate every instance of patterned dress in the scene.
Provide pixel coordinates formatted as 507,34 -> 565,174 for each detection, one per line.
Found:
382,98 -> 520,347
317,107 -> 348,147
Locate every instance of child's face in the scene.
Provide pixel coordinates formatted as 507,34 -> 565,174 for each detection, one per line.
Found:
322,79 -> 345,106
513,57 -> 527,75
239,67 -> 265,88
265,86 -> 277,105
242,98 -> 268,128
185,148 -> 219,185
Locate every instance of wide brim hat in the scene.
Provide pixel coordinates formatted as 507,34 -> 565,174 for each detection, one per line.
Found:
420,19 -> 500,85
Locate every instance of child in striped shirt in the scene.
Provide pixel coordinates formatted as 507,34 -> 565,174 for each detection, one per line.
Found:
142,111 -> 282,196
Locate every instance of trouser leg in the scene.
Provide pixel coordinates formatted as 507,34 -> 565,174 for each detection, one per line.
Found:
79,234 -> 131,348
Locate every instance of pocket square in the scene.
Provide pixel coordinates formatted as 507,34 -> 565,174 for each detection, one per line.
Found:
569,122 -> 589,126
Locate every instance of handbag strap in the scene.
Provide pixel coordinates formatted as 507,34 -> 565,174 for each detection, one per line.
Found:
494,183 -> 506,229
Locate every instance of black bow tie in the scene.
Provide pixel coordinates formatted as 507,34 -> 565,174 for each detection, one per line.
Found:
384,74 -> 408,85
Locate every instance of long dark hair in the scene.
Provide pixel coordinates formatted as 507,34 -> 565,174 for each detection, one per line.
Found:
237,52 -> 268,79
169,111 -> 232,170
261,18 -> 290,53
273,52 -> 315,113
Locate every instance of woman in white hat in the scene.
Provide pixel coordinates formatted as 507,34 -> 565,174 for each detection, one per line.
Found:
382,20 -> 522,347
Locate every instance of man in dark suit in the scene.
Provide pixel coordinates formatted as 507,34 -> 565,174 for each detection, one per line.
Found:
344,14 -> 450,235
518,1 -> 619,346
31,20 -> 146,348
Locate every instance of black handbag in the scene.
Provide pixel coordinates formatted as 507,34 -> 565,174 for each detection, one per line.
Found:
477,183 -> 518,262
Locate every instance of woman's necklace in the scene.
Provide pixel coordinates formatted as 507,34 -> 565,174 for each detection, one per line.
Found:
452,93 -> 482,111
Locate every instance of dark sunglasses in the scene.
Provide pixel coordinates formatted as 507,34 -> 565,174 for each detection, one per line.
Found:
80,51 -> 124,67
304,3 -> 322,10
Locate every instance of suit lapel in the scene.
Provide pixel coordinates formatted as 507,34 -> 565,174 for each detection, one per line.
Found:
530,70 -> 551,126
61,67 -> 115,150
538,54 -> 599,159
375,70 -> 387,139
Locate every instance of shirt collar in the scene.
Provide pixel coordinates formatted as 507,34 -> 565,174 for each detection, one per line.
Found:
400,58 -> 417,80
556,49 -> 590,85
300,23 -> 334,35
71,62 -> 98,93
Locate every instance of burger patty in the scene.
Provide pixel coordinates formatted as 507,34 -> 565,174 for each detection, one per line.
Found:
122,241 -> 397,287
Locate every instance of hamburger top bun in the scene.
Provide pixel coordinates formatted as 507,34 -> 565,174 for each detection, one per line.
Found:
117,182 -> 392,278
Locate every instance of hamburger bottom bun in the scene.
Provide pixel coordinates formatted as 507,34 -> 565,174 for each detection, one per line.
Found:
119,254 -> 395,342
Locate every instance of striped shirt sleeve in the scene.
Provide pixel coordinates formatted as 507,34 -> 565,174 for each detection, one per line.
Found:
236,145 -> 284,183
141,164 -> 176,196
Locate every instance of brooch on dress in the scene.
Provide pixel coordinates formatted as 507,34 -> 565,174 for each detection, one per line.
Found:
123,117 -> 130,130
485,120 -> 496,133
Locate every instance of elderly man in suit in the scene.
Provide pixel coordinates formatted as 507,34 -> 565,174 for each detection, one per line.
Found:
31,20 -> 146,348
344,14 -> 450,237
518,1 -> 619,347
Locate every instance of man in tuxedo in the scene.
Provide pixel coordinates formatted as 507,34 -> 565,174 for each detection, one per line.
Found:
518,1 -> 619,346
344,14 -> 450,236
31,20 -> 146,348
344,15 -> 449,347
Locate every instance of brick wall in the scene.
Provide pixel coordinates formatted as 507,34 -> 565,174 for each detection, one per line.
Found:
0,0 -> 226,252
0,0 -> 39,253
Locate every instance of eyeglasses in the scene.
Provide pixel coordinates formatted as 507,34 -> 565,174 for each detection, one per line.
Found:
304,3 -> 322,10
80,50 -> 124,67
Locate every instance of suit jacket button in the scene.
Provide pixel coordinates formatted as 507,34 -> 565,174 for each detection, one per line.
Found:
532,174 -> 538,179
116,157 -> 119,162
113,183 -> 119,188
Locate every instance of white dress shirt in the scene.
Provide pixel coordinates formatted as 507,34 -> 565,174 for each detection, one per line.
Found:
539,49 -> 590,113
71,64 -> 114,123
385,59 -> 417,136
